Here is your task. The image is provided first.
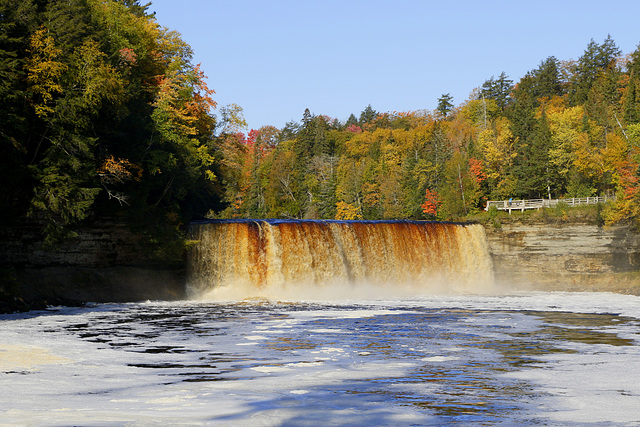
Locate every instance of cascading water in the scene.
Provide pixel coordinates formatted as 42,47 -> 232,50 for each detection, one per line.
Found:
187,220 -> 495,300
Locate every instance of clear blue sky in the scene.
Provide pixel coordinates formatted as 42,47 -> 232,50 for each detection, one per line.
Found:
150,0 -> 640,131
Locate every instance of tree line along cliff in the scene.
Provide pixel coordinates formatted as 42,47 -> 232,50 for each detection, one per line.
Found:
3,0 -> 640,254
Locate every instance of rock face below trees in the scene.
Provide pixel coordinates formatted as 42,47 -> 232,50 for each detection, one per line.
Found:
3,221 -> 640,313
0,221 -> 185,312
484,223 -> 640,295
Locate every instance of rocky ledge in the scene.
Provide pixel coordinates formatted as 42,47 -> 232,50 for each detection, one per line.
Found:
0,221 -> 186,313
484,223 -> 640,295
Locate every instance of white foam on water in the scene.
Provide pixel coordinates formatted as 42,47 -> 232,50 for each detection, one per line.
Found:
0,345 -> 73,370
308,328 -> 348,334
284,308 -> 405,319
251,365 -> 291,373
504,350 -> 640,424
0,292 -> 638,425
421,355 -> 460,362
244,335 -> 269,340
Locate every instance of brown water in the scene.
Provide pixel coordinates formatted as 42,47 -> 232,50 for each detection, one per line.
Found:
187,220 -> 494,299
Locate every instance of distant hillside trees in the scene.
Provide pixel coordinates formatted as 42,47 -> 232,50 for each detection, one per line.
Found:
216,35 -> 640,228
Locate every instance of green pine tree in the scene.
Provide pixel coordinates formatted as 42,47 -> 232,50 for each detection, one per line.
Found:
481,72 -> 513,111
436,93 -> 454,118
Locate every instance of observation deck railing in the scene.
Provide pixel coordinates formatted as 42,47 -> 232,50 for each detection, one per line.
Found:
485,195 -> 615,213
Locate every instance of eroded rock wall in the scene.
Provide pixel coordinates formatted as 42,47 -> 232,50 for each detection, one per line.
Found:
484,223 -> 640,294
0,221 -> 185,308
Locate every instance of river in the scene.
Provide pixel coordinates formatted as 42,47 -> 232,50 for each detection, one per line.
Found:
1,292 -> 639,425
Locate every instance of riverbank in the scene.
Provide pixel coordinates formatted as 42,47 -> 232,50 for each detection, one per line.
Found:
484,222 -> 640,295
0,220 -> 185,313
475,204 -> 640,295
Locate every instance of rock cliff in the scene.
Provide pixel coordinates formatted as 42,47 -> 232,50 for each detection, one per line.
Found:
484,223 -> 640,294
0,220 -> 185,312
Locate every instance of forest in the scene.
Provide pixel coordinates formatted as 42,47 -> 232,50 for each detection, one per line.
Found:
3,0 -> 640,254
223,40 -> 640,225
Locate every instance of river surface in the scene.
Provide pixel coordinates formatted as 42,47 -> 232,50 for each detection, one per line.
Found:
1,292 -> 640,426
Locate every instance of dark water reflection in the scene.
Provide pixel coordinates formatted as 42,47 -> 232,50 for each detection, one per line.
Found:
47,302 -> 639,424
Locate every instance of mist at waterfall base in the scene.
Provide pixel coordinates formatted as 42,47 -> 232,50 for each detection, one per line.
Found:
1,221 -> 640,425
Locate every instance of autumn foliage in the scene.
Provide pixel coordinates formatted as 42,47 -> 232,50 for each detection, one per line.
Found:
421,189 -> 442,217
4,1 -> 640,251
98,155 -> 142,184
216,35 -> 640,226
1,0 -> 222,249
468,158 -> 487,184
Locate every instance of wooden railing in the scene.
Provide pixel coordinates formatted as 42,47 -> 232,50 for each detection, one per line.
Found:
485,196 -> 615,213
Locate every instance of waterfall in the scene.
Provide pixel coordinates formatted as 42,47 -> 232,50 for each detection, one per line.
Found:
187,220 -> 494,300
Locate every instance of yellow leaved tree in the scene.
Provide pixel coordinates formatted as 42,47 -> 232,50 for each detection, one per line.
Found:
25,26 -> 66,118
